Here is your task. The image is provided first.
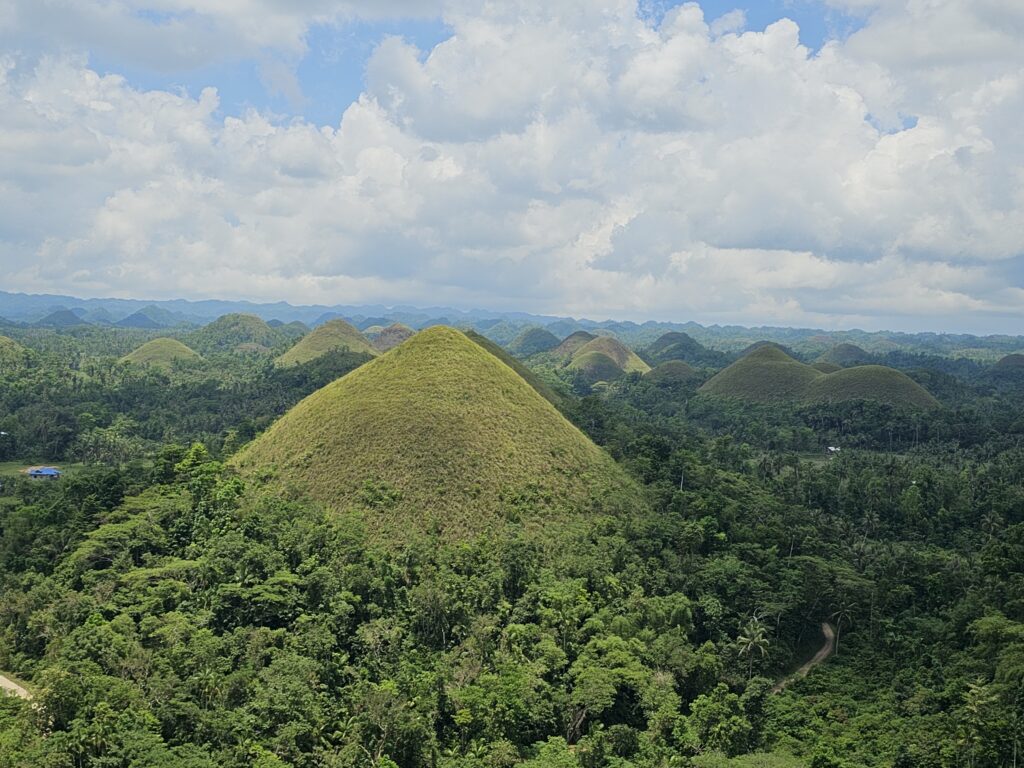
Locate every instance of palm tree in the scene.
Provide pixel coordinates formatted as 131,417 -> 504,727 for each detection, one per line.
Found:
830,602 -> 856,656
737,616 -> 770,679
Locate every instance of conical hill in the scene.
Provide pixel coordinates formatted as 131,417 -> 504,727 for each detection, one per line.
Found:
276,319 -> 378,366
233,327 -> 636,541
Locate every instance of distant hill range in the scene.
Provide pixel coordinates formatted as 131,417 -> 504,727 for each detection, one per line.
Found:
2,290 -> 1023,362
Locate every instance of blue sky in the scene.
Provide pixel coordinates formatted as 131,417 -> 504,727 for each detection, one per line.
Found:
1,0 -> 1022,333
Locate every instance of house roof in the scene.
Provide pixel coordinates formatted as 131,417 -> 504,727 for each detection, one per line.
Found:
28,467 -> 61,475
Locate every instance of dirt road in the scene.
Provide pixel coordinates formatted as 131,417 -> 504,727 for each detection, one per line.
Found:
772,622 -> 836,693
0,672 -> 31,700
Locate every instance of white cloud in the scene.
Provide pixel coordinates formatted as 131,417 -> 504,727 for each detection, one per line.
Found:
0,0 -> 1022,331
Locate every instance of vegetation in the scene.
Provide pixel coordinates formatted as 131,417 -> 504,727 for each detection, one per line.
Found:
572,337 -> 650,375
508,326 -> 561,356
548,330 -> 598,361
818,343 -> 873,368
121,338 -> 201,369
0,314 -> 1022,767
276,320 -> 378,367
189,313 -> 284,355
366,323 -> 415,352
463,330 -> 568,410
701,346 -> 938,409
644,360 -> 698,384
643,332 -> 729,367
234,326 -> 634,541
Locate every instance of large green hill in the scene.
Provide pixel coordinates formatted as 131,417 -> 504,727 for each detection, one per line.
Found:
366,323 -> 415,352
232,326 -> 635,542
644,360 -> 698,384
463,330 -> 567,410
508,326 -> 560,356
276,319 -> 378,367
189,314 -> 282,355
573,337 -> 651,374
700,346 -> 938,408
644,331 -> 728,367
819,343 -> 874,368
121,338 -> 201,370
549,330 -> 598,361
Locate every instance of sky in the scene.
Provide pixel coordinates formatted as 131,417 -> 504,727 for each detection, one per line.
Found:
1,1 -> 1022,333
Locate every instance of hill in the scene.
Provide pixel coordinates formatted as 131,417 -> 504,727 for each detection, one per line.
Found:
462,331 -> 566,409
644,331 -> 728,367
121,338 -> 201,369
508,326 -> 560,357
275,319 -> 377,367
33,309 -> 89,328
568,351 -> 626,384
549,331 -> 598,361
804,365 -> 940,409
573,337 -> 650,374
232,326 -> 634,541
992,353 -> 1024,373
189,313 -> 281,354
0,335 -> 27,369
644,360 -> 697,384
701,346 -> 939,408
700,346 -> 821,403
366,322 -> 415,352
819,343 -> 874,368
812,361 -> 843,374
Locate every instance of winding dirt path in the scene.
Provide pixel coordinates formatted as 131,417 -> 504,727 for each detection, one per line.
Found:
0,672 -> 31,700
772,622 -> 836,693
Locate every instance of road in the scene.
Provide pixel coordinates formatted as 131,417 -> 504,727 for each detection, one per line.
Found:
772,622 -> 836,693
0,672 -> 31,700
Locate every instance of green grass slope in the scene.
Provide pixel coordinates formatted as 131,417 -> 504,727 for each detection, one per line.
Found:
993,353 -> 1024,372
644,360 -> 697,384
463,330 -> 566,410
189,313 -> 281,354
568,351 -> 626,384
644,331 -> 728,367
572,337 -> 651,374
232,326 -> 634,541
508,326 -> 560,356
812,361 -> 843,374
549,331 -> 598,361
804,365 -> 940,409
700,346 -> 821,403
276,319 -> 378,367
121,338 -> 201,369
367,322 -> 415,352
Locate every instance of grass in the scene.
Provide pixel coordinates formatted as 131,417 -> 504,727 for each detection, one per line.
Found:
463,330 -> 567,410
233,326 -> 637,543
700,346 -> 939,408
567,350 -> 626,384
276,319 -> 378,367
0,461 -> 85,478
508,326 -> 560,356
811,361 -> 842,373
121,338 -> 201,369
819,342 -> 873,367
549,331 -> 598,361
994,353 -> 1024,371
572,337 -> 650,374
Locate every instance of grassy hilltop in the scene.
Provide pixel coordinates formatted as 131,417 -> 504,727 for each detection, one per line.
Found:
701,345 -> 938,408
189,313 -> 282,355
233,326 -> 636,541
276,319 -> 378,367
121,338 -> 201,370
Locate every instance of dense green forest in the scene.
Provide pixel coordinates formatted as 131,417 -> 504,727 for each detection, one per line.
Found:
0,321 -> 1022,767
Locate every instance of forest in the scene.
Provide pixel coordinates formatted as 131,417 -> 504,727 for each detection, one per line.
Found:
0,318 -> 1022,768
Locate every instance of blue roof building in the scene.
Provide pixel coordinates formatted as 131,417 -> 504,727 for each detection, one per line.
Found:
27,467 -> 61,479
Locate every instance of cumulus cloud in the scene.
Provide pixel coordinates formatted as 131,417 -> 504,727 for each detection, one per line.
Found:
0,0 -> 1022,331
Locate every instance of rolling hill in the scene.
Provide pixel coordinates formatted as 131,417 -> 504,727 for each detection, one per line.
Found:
275,319 -> 377,367
366,322 -> 415,352
812,361 -> 843,374
232,326 -> 635,542
804,365 -> 939,409
508,326 -> 560,357
573,337 -> 650,374
189,314 -> 282,355
549,331 -> 598,361
644,331 -> 728,367
121,338 -> 201,369
819,343 -> 874,368
33,309 -> 89,328
463,330 -> 566,410
700,346 -> 938,408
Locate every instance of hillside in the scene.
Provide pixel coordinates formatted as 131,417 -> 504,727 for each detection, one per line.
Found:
573,337 -> 650,374
701,346 -> 939,408
644,331 -> 728,367
121,338 -> 201,369
275,319 -> 377,367
549,330 -> 598,361
804,365 -> 940,409
819,343 -> 874,368
463,330 -> 566,410
0,336 -> 27,370
232,326 -> 634,541
993,353 -> 1024,373
366,322 -> 415,352
508,326 -> 560,356
812,361 -> 843,373
33,309 -> 89,328
189,313 -> 282,354
700,346 -> 822,403
568,351 -> 626,384
644,360 -> 697,384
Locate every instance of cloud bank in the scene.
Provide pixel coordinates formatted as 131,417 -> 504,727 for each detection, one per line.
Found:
1,0 -> 1022,331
